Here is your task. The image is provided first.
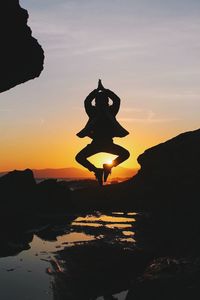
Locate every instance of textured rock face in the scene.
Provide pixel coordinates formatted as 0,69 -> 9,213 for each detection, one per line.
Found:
0,0 -> 44,93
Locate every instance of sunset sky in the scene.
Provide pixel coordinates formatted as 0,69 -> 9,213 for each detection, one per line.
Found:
0,0 -> 200,172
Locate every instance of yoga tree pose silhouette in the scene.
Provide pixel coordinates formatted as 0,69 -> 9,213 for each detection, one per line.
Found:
76,80 -> 130,185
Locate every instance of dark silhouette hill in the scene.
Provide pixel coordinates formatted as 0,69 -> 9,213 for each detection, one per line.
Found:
33,167 -> 91,179
32,166 -> 136,179
0,0 -> 44,93
0,166 -> 137,180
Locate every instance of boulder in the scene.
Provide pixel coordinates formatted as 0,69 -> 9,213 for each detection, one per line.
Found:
137,128 -> 200,182
127,128 -> 200,211
0,169 -> 36,215
0,170 -> 71,217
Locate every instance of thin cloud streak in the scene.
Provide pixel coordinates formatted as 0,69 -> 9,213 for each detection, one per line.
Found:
73,44 -> 142,55
119,110 -> 180,123
119,117 -> 180,123
121,108 -> 143,113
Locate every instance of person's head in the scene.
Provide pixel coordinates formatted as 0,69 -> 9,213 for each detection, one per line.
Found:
95,92 -> 109,109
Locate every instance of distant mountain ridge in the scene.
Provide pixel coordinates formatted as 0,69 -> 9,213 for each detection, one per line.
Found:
0,166 -> 138,180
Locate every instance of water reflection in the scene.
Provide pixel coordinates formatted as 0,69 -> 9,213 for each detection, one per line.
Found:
0,211 -> 137,300
105,223 -> 132,229
74,215 -> 135,223
70,213 -> 136,246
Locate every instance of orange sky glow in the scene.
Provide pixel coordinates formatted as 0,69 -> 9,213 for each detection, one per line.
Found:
0,0 -> 200,174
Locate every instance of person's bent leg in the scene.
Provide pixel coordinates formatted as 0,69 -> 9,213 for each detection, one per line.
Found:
106,143 -> 130,167
75,144 -> 97,172
103,142 -> 130,182
75,143 -> 104,185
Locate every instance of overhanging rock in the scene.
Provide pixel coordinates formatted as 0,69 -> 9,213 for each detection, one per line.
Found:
0,0 -> 44,93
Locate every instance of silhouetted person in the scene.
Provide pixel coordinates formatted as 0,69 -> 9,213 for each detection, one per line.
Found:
76,80 -> 130,185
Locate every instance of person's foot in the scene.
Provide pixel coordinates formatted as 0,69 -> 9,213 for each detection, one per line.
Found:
94,168 -> 104,186
103,164 -> 112,182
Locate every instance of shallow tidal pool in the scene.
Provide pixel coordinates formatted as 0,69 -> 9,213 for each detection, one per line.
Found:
0,211 -> 136,300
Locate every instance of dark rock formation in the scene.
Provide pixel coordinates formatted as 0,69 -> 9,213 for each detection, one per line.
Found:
123,129 -> 200,300
0,168 -> 36,215
0,169 -> 72,256
0,0 -> 44,93
0,168 -> 36,189
53,242 -> 152,300
0,231 -> 33,257
37,179 -> 70,213
0,170 -> 70,217
134,128 -> 200,210
126,257 -> 200,300
124,129 -> 200,257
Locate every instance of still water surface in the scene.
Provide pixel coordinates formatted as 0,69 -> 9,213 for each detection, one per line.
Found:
0,212 -> 136,300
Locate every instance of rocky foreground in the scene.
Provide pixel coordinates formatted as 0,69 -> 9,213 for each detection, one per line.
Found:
1,128 -> 200,299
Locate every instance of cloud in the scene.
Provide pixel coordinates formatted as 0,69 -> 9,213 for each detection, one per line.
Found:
121,107 -> 143,113
73,43 -> 142,55
119,110 -> 179,123
119,117 -> 179,123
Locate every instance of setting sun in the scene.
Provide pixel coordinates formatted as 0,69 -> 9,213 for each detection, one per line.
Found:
88,153 -> 117,168
106,160 -> 113,165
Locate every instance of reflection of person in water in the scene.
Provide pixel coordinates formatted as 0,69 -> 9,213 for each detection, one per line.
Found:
76,80 -> 130,185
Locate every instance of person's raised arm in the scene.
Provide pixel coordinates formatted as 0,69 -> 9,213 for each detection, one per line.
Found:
105,89 -> 120,115
84,89 -> 97,116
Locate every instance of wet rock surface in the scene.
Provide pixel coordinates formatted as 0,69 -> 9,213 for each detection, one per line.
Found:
0,0 -> 44,93
126,257 -> 200,300
53,243 -> 149,300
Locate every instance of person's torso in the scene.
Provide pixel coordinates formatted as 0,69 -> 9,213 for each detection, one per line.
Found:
91,109 -> 116,139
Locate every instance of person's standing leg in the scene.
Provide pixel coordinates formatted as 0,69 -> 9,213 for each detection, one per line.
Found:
75,143 -> 98,172
75,142 -> 104,185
